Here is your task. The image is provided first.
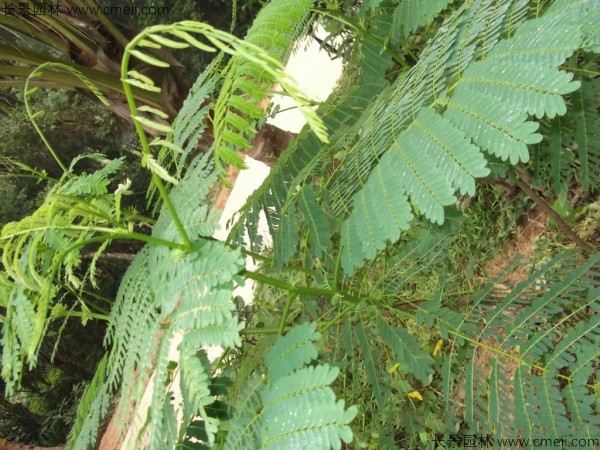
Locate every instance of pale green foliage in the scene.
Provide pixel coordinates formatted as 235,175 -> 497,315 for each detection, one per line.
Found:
68,149 -> 247,449
121,3 -> 327,173
336,0 -> 590,273
67,354 -> 108,448
0,155 -> 132,393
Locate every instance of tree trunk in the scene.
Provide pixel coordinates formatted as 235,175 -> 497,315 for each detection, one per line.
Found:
247,123 -> 296,167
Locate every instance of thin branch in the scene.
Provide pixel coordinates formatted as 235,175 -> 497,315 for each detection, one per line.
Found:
515,178 -> 596,254
81,251 -> 135,261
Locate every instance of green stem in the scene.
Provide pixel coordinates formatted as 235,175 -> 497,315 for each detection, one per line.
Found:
217,240 -> 315,276
65,287 -> 111,315
2,227 -> 187,251
333,247 -> 343,290
278,291 -> 299,336
77,289 -> 114,311
53,311 -> 110,321
242,270 -> 363,304
560,65 -> 600,76
121,35 -> 193,250
513,176 -> 595,254
240,326 -> 291,335
212,347 -> 231,375
24,73 -> 68,174
321,305 -> 353,333
48,233 -> 184,287
0,173 -> 57,182
242,270 -> 329,296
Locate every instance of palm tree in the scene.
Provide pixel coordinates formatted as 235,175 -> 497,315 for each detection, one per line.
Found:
0,0 -> 186,118
0,0 -> 294,163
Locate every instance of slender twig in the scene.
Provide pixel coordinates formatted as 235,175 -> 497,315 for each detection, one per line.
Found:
333,246 -> 343,290
53,310 -> 110,321
242,270 -> 363,305
278,291 -> 299,336
321,305 -> 353,333
121,35 -> 193,250
514,178 -> 596,254
81,251 -> 135,261
24,66 -> 68,173
241,326 -> 291,335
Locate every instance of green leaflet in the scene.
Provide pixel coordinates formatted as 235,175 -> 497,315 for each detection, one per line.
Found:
297,185 -> 331,259
134,115 -> 173,133
225,323 -> 356,450
378,319 -> 435,386
341,161 -> 413,274
444,89 -> 541,164
61,157 -> 125,196
530,76 -> 599,194
173,80 -> 214,172
340,105 -> 490,273
67,354 -> 108,449
565,342 -> 599,440
258,365 -> 355,450
265,321 -> 321,380
393,0 -> 457,39
333,0 -> 592,274
130,49 -> 170,67
355,322 -> 386,409
485,24 -> 582,66
458,60 -> 580,120
274,204 -> 300,268
211,0 -> 322,169
179,349 -> 217,447
573,78 -> 600,191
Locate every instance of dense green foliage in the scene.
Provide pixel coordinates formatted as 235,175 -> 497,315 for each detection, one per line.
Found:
1,0 -> 599,449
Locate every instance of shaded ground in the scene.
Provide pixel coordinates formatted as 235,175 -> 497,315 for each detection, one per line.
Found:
456,208 -> 550,430
484,208 -> 548,285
